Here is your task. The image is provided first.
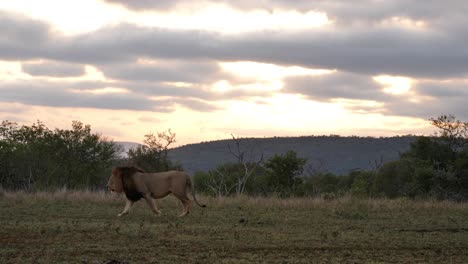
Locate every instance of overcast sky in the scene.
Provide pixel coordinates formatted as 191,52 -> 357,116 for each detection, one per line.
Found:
1,0 -> 466,145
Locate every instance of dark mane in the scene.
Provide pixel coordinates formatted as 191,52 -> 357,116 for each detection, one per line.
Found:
115,166 -> 145,202
116,166 -> 145,174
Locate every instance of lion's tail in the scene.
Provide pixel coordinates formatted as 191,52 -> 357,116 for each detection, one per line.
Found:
186,175 -> 206,208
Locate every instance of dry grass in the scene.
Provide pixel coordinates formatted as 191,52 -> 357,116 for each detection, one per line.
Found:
2,191 -> 468,263
1,189 -> 119,203
3,189 -> 467,210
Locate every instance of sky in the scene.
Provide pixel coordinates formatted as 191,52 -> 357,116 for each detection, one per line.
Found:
1,0 -> 467,146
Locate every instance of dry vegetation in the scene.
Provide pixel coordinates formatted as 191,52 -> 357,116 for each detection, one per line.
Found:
1,191 -> 468,263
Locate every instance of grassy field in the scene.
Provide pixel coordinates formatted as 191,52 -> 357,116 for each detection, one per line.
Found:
1,191 -> 468,263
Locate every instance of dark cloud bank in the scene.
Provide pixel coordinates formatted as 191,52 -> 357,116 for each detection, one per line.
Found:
1,4 -> 468,119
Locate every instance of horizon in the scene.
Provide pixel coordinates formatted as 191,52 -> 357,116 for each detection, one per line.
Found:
2,1 -> 467,146
117,133 -> 422,149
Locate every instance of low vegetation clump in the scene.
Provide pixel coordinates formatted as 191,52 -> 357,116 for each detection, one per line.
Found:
1,192 -> 468,263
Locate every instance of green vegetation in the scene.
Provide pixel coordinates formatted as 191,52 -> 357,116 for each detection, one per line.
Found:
0,121 -> 180,191
194,115 -> 468,200
0,120 -> 120,190
1,192 -> 468,263
1,115 -> 468,263
127,129 -> 181,172
1,115 -> 467,201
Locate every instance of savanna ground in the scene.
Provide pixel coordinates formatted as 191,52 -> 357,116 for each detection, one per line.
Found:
1,191 -> 468,263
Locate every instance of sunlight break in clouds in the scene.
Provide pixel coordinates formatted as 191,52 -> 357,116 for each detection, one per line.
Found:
0,0 -> 127,34
1,0 -> 330,34
374,75 -> 413,95
220,61 -> 334,81
213,61 -> 334,93
379,16 -> 427,30
0,61 -> 26,80
133,5 -> 330,33
70,87 -> 130,95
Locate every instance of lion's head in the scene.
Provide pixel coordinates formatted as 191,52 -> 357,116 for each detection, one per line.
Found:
107,166 -> 145,193
107,168 -> 122,193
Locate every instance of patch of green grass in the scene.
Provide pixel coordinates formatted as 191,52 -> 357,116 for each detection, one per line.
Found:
1,192 -> 468,263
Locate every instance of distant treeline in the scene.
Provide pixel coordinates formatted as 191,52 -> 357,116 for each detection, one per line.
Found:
1,116 -> 467,201
169,134 -> 416,176
193,115 -> 468,201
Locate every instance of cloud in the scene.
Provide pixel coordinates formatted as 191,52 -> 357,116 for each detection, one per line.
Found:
283,71 -> 468,121
413,80 -> 468,98
2,6 -> 468,121
104,0 -> 177,11
0,11 -> 54,60
151,97 -> 220,112
0,80 -> 158,111
383,97 -> 468,121
98,59 -> 231,83
138,116 -> 160,122
283,72 -> 384,101
382,79 -> 468,120
101,0 -> 468,24
22,61 -> 85,77
0,77 -> 222,112
3,11 -> 468,79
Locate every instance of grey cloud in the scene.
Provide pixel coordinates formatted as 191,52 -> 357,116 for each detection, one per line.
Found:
283,72 -> 468,121
54,24 -> 468,78
413,81 -> 468,98
118,81 -> 213,99
102,0 -> 468,23
151,97 -> 219,112
0,81 -> 158,111
104,0 -> 176,10
3,11 -> 468,78
99,60 -> 230,83
22,61 -> 85,77
283,72 -> 384,101
367,79 -> 468,120
0,12 -> 58,61
383,97 -> 468,121
175,98 -> 220,112
2,8 -> 468,118
0,79 -> 224,112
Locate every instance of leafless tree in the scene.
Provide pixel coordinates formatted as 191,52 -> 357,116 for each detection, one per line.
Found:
204,169 -> 236,197
227,134 -> 264,195
430,115 -> 468,151
369,155 -> 384,173
303,158 -> 327,177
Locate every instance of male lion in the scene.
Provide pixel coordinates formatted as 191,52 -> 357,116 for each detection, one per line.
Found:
107,166 -> 206,217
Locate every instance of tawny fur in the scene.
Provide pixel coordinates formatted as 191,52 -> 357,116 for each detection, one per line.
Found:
107,166 -> 205,217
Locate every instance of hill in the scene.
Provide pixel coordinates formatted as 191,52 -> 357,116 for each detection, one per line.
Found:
167,135 -> 417,175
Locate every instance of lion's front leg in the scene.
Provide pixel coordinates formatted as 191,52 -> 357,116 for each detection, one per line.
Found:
143,195 -> 162,215
118,200 -> 134,217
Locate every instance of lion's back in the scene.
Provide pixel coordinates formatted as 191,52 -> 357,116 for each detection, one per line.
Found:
142,171 -> 188,196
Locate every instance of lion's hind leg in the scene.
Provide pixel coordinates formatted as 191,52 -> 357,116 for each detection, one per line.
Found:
172,192 -> 192,217
143,194 -> 162,215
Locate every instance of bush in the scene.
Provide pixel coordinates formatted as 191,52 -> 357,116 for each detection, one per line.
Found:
264,150 -> 306,196
351,171 -> 374,197
373,160 -> 416,198
0,120 -> 121,190
127,130 -> 181,172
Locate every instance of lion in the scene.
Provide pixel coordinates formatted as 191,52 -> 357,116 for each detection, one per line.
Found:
107,166 -> 206,217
